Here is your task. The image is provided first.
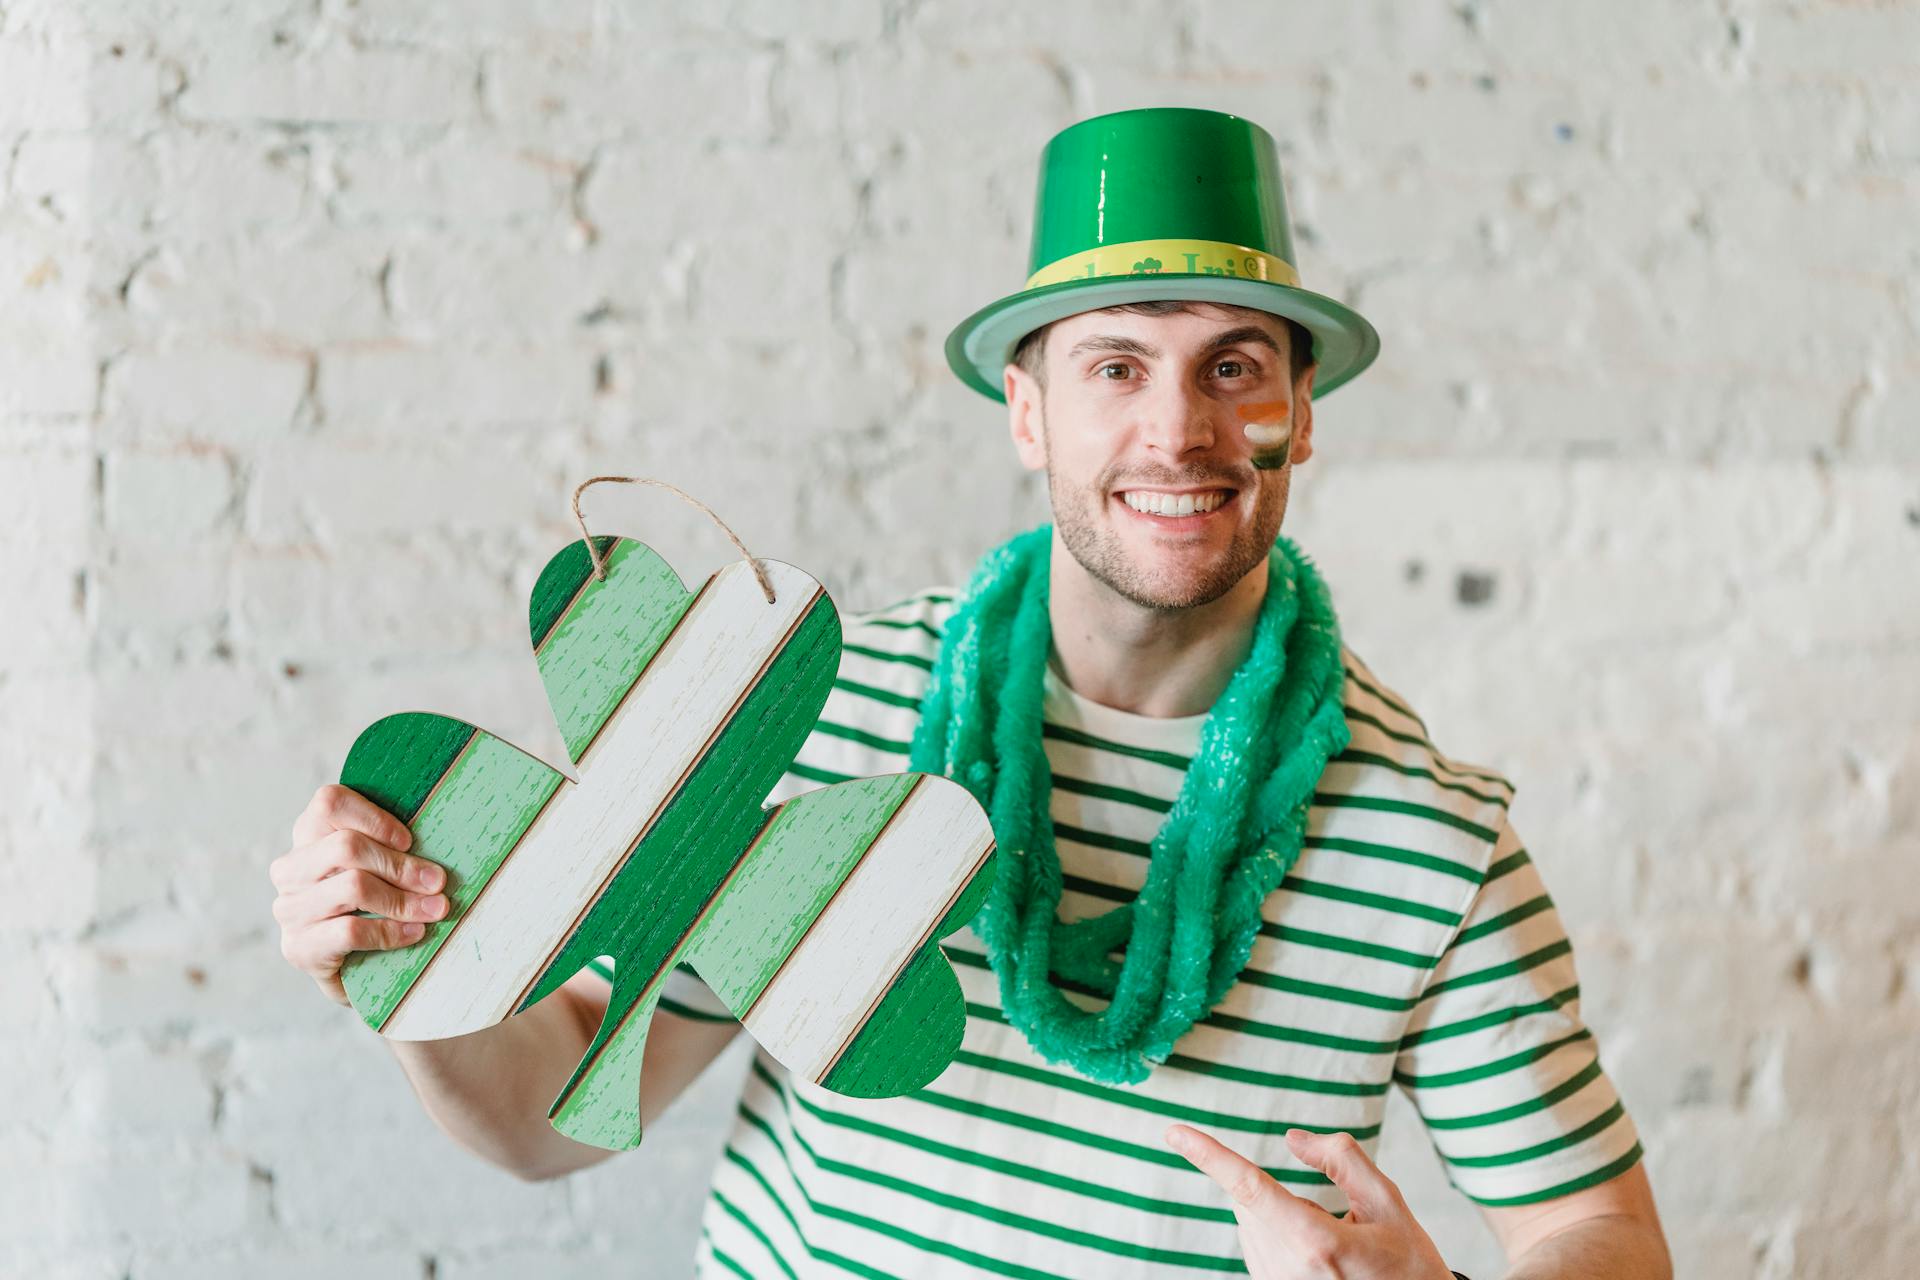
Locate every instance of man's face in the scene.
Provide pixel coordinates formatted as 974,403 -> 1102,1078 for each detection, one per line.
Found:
1002,302 -> 1315,611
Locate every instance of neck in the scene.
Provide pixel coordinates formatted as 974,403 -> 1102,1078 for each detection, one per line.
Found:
1044,527 -> 1269,719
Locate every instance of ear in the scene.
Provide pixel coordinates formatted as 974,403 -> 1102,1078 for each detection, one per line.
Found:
1004,362 -> 1047,472
1290,363 -> 1316,466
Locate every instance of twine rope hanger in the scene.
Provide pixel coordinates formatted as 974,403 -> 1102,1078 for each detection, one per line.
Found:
569,475 -> 777,604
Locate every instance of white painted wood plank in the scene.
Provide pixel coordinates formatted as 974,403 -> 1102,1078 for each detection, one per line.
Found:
384,558 -> 822,1039
744,776 -> 994,1079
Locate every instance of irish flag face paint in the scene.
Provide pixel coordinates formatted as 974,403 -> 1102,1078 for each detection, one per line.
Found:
1237,399 -> 1294,470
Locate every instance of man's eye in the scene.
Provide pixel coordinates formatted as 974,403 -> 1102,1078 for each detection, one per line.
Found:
1215,359 -> 1253,378
1098,363 -> 1133,380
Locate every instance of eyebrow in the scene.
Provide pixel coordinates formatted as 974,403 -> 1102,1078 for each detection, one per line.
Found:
1064,325 -> 1282,364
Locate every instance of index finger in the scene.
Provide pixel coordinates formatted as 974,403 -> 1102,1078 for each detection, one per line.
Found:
292,783 -> 414,852
1164,1124 -> 1330,1234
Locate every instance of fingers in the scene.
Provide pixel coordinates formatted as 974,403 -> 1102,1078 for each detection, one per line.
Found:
271,824 -> 444,897
1284,1129 -> 1404,1221
279,911 -> 429,1001
273,865 -> 449,931
289,783 -> 414,855
1165,1124 -> 1329,1235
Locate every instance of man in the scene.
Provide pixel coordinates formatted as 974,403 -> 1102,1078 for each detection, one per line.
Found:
269,108 -> 1669,1277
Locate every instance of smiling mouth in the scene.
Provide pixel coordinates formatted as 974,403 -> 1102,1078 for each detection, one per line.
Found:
1112,488 -> 1238,520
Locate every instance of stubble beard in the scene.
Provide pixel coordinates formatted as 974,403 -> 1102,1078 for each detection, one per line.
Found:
1042,421 -> 1286,613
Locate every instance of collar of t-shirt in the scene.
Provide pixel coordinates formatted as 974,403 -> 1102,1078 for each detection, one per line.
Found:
1042,655 -> 1209,755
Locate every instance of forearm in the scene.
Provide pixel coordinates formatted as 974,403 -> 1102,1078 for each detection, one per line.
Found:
1503,1213 -> 1672,1280
385,988 -> 610,1180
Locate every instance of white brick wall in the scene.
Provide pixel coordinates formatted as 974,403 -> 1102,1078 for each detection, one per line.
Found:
2,1 -> 1914,1275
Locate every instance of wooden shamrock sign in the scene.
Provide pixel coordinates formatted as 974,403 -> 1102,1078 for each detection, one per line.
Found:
335,520 -> 998,1152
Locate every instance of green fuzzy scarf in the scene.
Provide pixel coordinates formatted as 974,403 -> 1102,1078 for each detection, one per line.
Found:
907,523 -> 1351,1085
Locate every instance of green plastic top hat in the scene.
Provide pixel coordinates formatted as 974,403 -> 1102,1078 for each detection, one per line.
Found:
945,107 -> 1380,404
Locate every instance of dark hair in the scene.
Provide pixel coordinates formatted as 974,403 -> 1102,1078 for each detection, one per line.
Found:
1011,299 -> 1315,395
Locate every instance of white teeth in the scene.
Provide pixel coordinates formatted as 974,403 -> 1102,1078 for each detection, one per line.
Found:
1121,490 -> 1228,517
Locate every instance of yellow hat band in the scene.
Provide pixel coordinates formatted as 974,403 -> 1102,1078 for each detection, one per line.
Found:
1023,238 -> 1302,291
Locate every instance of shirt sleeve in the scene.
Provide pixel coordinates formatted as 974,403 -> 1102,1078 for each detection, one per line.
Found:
582,956 -> 739,1024
1393,812 -> 1644,1206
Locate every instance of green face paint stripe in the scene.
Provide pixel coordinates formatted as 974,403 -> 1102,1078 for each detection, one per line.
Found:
690,773 -> 918,1015
339,712 -> 478,823
342,729 -> 564,1030
537,542 -> 703,760
527,535 -> 618,651
521,593 -> 840,1018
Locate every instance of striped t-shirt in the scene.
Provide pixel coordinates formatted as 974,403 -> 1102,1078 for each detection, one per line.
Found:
589,585 -> 1643,1277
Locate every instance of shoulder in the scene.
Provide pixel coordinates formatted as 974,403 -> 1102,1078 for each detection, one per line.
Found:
838,583 -> 961,659
1331,643 -> 1520,881
807,582 -> 958,731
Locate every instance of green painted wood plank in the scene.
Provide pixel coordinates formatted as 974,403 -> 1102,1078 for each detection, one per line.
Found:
528,535 -> 619,650
534,538 -> 700,760
684,773 -> 917,1015
340,720 -> 565,1030
338,711 -> 477,823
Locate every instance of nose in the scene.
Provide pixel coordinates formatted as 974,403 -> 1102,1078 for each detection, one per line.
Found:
1137,379 -> 1219,457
